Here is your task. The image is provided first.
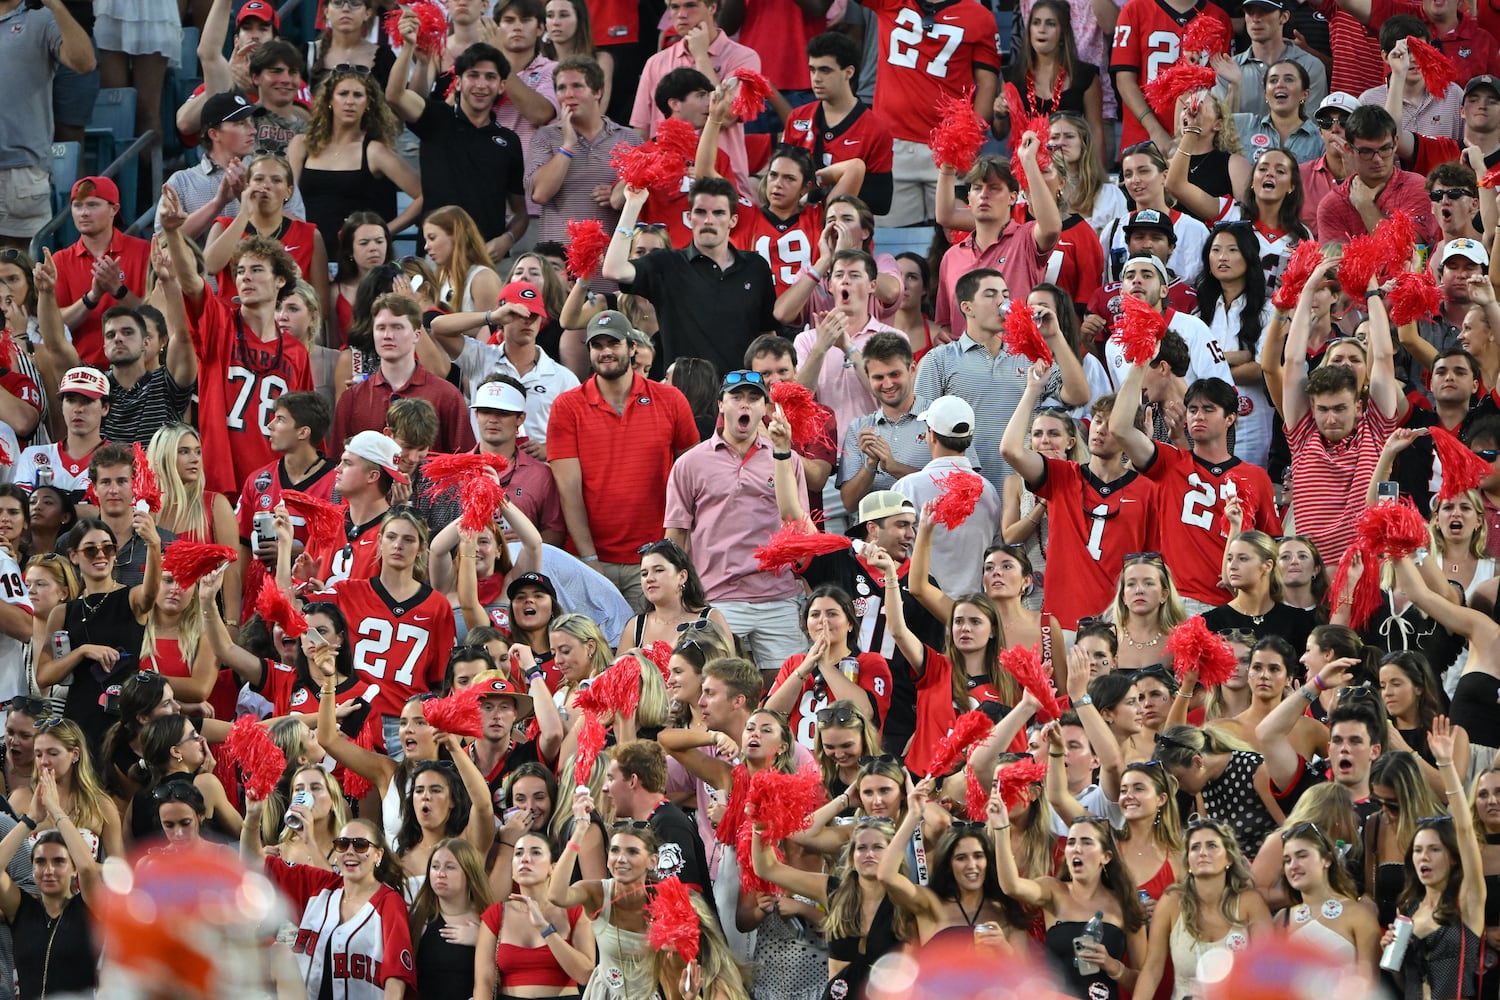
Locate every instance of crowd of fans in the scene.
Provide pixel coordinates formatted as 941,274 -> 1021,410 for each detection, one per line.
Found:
11,0 -> 1500,994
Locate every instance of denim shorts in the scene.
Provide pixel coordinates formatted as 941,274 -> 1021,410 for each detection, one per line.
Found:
53,43 -> 101,129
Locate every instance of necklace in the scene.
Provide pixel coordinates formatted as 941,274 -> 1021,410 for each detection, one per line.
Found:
1123,628 -> 1162,649
40,902 -> 64,999
1026,62 -> 1068,116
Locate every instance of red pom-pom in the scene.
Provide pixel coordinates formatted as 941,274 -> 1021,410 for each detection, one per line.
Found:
1003,298 -> 1052,365
1111,292 -> 1168,366
1431,426 -> 1494,501
1386,270 -> 1443,326
84,480 -> 99,507
0,328 -> 15,369
1408,37 -> 1460,100
769,381 -> 832,453
645,877 -> 700,964
929,471 -> 986,529
281,490 -> 347,562
655,117 -> 699,163
131,442 -> 162,514
747,768 -> 827,841
1166,616 -> 1239,687
564,219 -> 611,279
730,69 -> 773,122
1001,645 -> 1060,722
382,0 -> 446,55
1271,240 -> 1325,311
925,710 -> 994,778
574,655 -> 642,719
1334,232 -> 1385,301
1143,62 -> 1218,121
241,555 -> 268,626
255,584 -> 308,639
612,141 -> 678,192
421,452 -> 510,495
1329,542 -> 1383,631
1482,162 -> 1500,189
573,711 -> 607,785
1380,211 -> 1418,266
1181,15 -> 1229,57
997,84 -> 1051,189
339,720 -> 378,799
1358,495 -> 1429,558
997,757 -> 1047,810
422,686 -> 484,737
753,520 -> 852,572
225,714 -> 287,800
456,475 -> 506,534
162,541 -> 237,589
964,765 -> 990,820
931,89 -> 990,175
642,640 -> 673,681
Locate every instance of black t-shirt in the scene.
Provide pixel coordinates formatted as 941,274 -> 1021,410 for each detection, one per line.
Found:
623,245 -> 776,378
409,99 -> 525,241
417,917 -> 476,999
647,799 -> 712,894
13,893 -> 95,1000
1201,602 -> 1317,660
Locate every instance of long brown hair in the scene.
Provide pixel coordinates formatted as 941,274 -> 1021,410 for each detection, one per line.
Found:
945,594 -> 1017,710
304,68 -> 400,155
409,837 -> 493,938
1060,817 -> 1146,933
1175,818 -> 1255,939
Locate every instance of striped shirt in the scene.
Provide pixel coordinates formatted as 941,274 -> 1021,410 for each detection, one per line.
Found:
836,399 -> 933,490
1286,406 -> 1397,557
102,367 -> 196,445
525,116 -> 641,244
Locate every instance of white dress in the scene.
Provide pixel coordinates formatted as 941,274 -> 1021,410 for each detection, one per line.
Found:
95,0 -> 180,58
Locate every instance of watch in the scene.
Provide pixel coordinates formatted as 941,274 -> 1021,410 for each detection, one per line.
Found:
1074,695 -> 1093,707
113,283 -> 128,300
540,923 -> 558,939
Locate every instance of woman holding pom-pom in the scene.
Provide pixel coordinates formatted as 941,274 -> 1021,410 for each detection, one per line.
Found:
1203,530 -> 1318,653
653,891 -> 751,1000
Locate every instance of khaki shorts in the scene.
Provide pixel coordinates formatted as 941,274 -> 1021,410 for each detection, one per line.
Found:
880,139 -> 939,228
0,165 -> 53,241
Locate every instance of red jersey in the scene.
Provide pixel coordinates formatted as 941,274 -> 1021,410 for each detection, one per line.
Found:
0,370 -> 42,423
330,579 -> 453,718
910,646 -> 1027,776
317,512 -> 385,586
639,145 -> 735,249
235,456 -> 339,547
50,231 -> 152,367
1044,213 -> 1105,307
1033,457 -> 1163,628
782,101 -> 896,175
188,294 -> 312,497
864,0 -> 1001,143
210,216 -> 319,302
774,652 -> 892,750
739,0 -> 826,88
590,0 -> 637,45
731,201 -> 824,294
1138,443 -> 1282,605
1110,0 -> 1233,148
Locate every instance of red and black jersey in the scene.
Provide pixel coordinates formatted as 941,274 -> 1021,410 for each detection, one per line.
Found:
863,0 -> 1001,143
730,201 -> 824,294
1109,0 -> 1233,148
327,579 -> 453,718
782,101 -> 895,175
316,510 -> 385,586
236,456 -> 339,547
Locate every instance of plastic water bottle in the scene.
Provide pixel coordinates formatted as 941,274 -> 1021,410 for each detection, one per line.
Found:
1075,911 -> 1104,975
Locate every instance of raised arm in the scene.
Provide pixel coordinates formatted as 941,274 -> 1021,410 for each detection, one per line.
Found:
656,727 -> 736,790
999,360 -> 1054,485
547,791 -> 606,909
1166,141 -> 1225,222
317,653 -> 399,794
1042,721 -> 1089,822
385,15 -> 428,122
1280,257 -> 1337,428
1391,554 -> 1499,643
750,827 -> 830,901
1255,655 -> 1353,789
990,804 -> 1052,908
869,547 -> 923,668
1365,274 -> 1400,420
601,186 -> 648,286
877,781 -> 940,918
1016,133 -> 1060,255
906,503 -> 955,622
1430,718 -> 1486,933
1108,359 -> 1159,469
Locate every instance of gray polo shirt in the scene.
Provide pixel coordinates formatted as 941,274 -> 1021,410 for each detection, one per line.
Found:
836,399 -> 934,490
1225,42 -> 1328,119
1231,113 -> 1327,165
0,4 -> 63,169
158,157 -> 307,232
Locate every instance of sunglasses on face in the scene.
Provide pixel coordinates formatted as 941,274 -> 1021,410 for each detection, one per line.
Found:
77,543 -> 118,560
1372,795 -> 1399,813
1429,188 -> 1477,202
332,837 -> 374,853
1476,449 -> 1500,463
1313,113 -> 1348,130
817,704 -> 859,728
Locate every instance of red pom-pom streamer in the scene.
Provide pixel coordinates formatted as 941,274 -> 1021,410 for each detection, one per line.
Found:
564,219 -> 611,279
0,329 -> 15,369
281,490 -> 347,562
642,640 -> 673,681
612,141 -> 679,192
1334,232 -> 1385,302
924,710 -> 994,778
1381,211 -> 1418,268
421,452 -> 510,495
747,768 -> 827,841
573,711 -> 608,786
338,720 -> 378,800
1003,298 -> 1052,365
645,877 -> 701,965
655,117 -> 699,163
224,714 -> 287,800
730,69 -> 773,122
1181,15 -> 1229,57
998,84 -> 1051,189
931,89 -> 990,175
1001,644 -> 1060,722
130,442 -> 162,514
456,474 -> 506,534
84,480 -> 99,508
929,471 -> 986,529
1329,543 -> 1383,631
574,655 -> 642,720
1482,162 -> 1500,189
1431,426 -> 1493,501
753,520 -> 852,572
1386,270 -> 1443,326
1271,240 -> 1325,311
162,541 -> 237,589
0,438 -> 10,466
255,584 -> 308,639
241,555 -> 268,627
1166,616 -> 1239,687
1111,292 -> 1168,366
382,0 -> 446,56
1408,37 -> 1460,99
421,686 -> 484,738
1143,62 -> 1218,122
964,765 -> 990,820
997,757 -> 1047,810
1358,495 -> 1429,558
769,381 -> 831,454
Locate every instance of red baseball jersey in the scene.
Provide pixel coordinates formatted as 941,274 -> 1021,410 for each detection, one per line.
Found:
329,579 -> 453,719
863,0 -> 1001,143
783,101 -> 896,174
317,514 -> 384,587
1033,457 -> 1163,628
774,652 -> 893,750
1110,0 -> 1233,148
1138,443 -> 1283,605
235,457 -> 339,547
731,200 -> 824,294
190,295 -> 312,497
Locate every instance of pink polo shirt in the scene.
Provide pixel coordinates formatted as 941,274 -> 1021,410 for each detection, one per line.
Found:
663,432 -> 805,602
793,317 -> 906,436
934,221 -> 1046,332
1315,168 -> 1439,247
1298,157 -> 1343,241
631,30 -> 761,202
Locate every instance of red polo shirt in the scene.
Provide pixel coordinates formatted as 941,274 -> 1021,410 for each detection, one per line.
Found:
329,363 -> 477,454
1366,0 -> 1500,80
51,230 -> 151,367
545,373 -> 698,563
1315,168 -> 1439,246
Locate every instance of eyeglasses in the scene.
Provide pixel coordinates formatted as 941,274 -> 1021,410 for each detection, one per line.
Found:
722,371 -> 766,388
1352,143 -> 1396,160
1281,820 -> 1324,842
817,704 -> 858,728
1313,113 -> 1349,130
332,837 -> 374,853
4,696 -> 47,717
77,543 -> 118,560
1429,188 -> 1477,202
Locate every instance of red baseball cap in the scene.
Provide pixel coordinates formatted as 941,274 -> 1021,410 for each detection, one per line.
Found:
497,282 -> 549,321
236,0 -> 280,27
71,176 -> 120,206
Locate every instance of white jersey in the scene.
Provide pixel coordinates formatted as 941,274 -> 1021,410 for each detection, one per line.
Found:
270,859 -> 416,1000
1104,307 -> 1235,390
0,549 -> 33,701
13,442 -> 96,500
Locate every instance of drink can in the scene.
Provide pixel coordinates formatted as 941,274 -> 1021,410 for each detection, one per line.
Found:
1381,915 -> 1414,972
51,631 -> 70,659
35,467 -> 52,488
284,790 -> 314,831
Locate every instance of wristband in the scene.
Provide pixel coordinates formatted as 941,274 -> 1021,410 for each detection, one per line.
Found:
582,554 -> 600,562
18,814 -> 36,830
558,148 -> 574,159
113,283 -> 128,300
1366,289 -> 1385,300
615,227 -> 633,237
798,265 -> 823,284
773,450 -> 793,461
526,667 -> 546,684
1311,674 -> 1327,692
565,841 -> 581,852
1299,684 -> 1319,704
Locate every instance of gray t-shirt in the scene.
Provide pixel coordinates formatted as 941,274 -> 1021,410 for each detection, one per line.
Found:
0,5 -> 64,169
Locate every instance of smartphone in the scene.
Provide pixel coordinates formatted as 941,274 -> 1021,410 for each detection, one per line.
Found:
1376,481 -> 1400,502
305,629 -> 329,648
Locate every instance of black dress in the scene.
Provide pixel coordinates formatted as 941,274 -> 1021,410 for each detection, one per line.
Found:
11,892 -> 95,1000
298,135 -> 399,254
417,916 -> 475,999
60,587 -> 145,755
1045,920 -> 1127,1000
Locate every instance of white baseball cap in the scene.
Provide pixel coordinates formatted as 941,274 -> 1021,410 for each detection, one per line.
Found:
473,380 -> 527,413
1440,237 -> 1489,268
344,430 -> 409,484
918,396 -> 976,436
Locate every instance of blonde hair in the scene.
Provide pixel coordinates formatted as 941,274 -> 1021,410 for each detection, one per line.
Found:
1430,489 -> 1490,562
148,423 -> 210,541
653,891 -> 752,1000
1108,555 -> 1188,633
33,720 -> 111,837
262,763 -> 351,846
283,279 -> 325,350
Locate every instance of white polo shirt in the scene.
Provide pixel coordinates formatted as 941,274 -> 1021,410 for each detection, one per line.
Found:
459,340 -> 581,445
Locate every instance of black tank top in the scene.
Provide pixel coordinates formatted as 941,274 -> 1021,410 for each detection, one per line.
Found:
1186,149 -> 1235,201
299,136 -> 399,253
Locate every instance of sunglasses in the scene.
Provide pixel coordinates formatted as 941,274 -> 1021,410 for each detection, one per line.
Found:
633,222 -> 669,233
722,371 -> 766,388
1153,730 -> 1194,753
1070,814 -> 1110,825
332,836 -> 375,853
1476,449 -> 1500,463
449,644 -> 490,662
1313,113 -> 1348,129
1218,628 -> 1258,645
1281,820 -> 1324,842
858,754 -> 899,768
1429,188 -> 1477,202
77,543 -> 118,560
612,819 -> 651,832
1129,664 -> 1176,686
1121,141 -> 1161,157
1416,815 -> 1455,829
1076,616 -> 1117,636
676,618 -> 717,634
817,704 -> 858,728
1123,551 -> 1163,564
948,820 -> 988,835
1372,795 -> 1399,813
4,696 -> 47,717
854,816 -> 895,829
637,539 -> 683,557
36,717 -> 68,733
1336,685 -> 1377,704
152,782 -> 201,802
